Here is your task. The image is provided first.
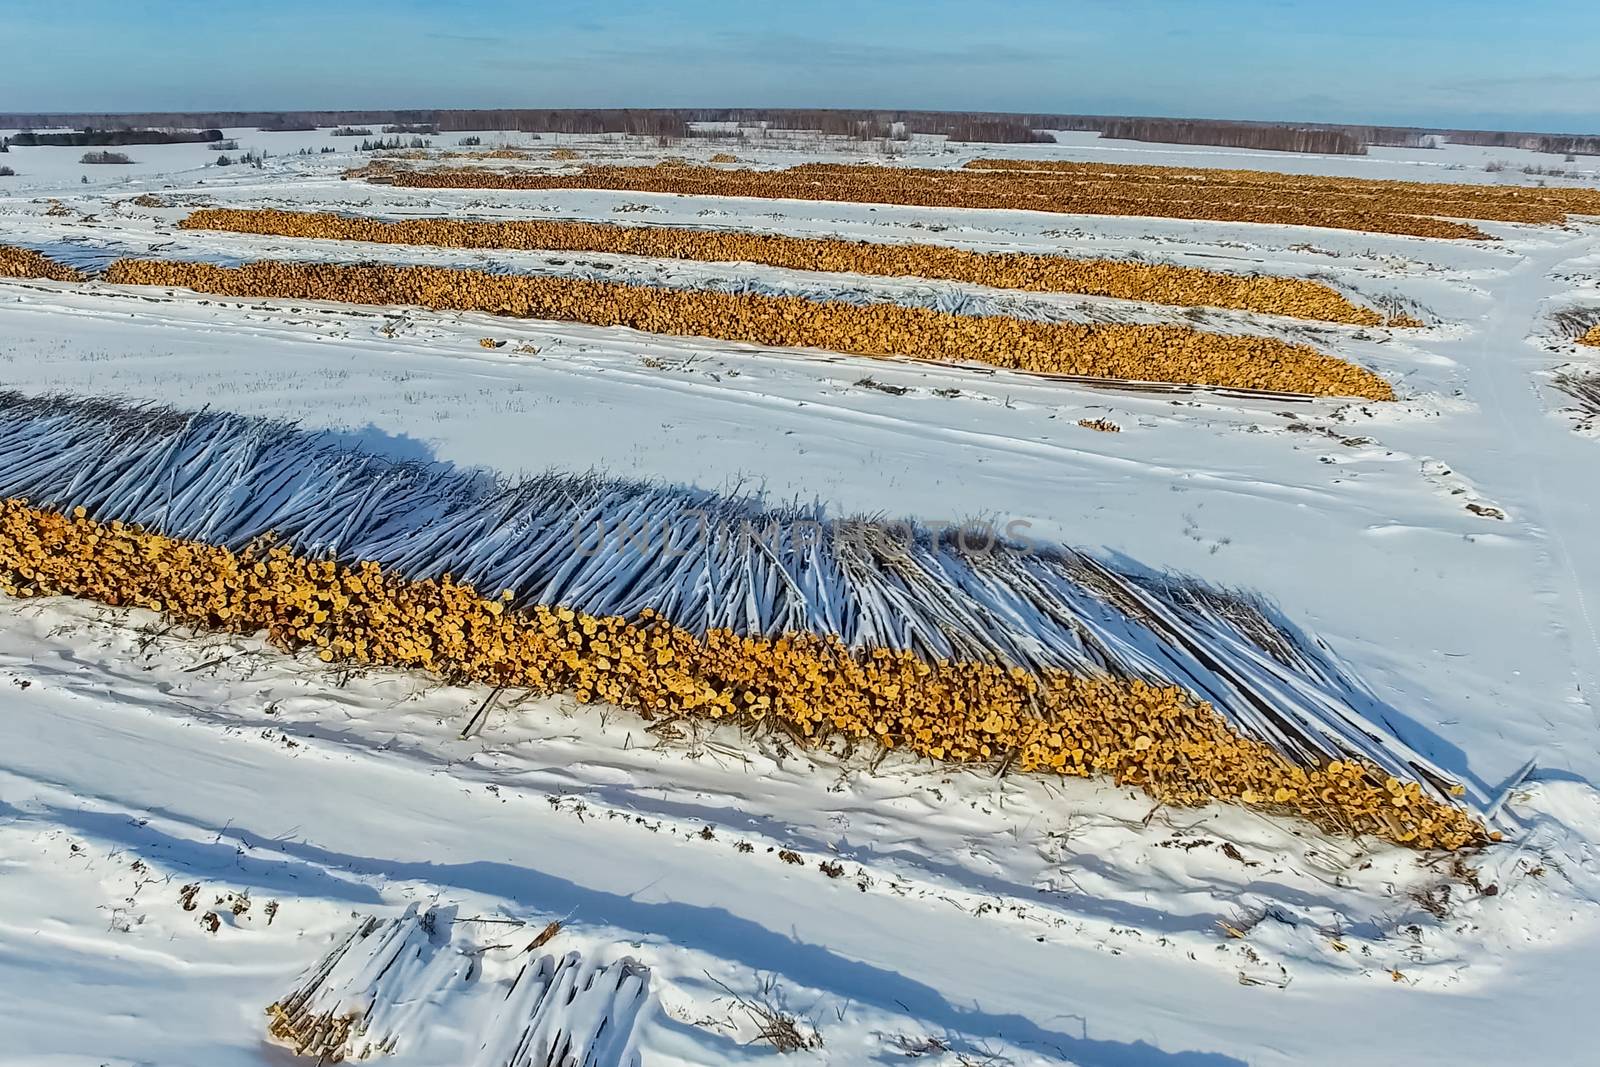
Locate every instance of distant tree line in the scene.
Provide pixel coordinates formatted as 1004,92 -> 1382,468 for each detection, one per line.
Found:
432,110 -> 689,135
9,128 -> 223,147
1448,129 -> 1600,155
686,109 -> 1051,142
1098,119 -> 1368,155
358,136 -> 431,151
939,118 -> 1054,143
3,109 -> 1596,156
1535,135 -> 1600,156
1356,128 -> 1443,149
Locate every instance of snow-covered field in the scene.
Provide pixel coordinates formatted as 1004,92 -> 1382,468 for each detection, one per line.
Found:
2,129 -> 1599,1065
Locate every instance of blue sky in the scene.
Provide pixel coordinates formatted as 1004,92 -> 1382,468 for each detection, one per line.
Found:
5,0 -> 1599,132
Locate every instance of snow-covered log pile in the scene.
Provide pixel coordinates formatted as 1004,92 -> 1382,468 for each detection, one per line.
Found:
99,257 -> 1394,398
0,243 -> 84,282
0,392 -> 1481,846
350,158 -> 1558,238
177,207 -> 1390,325
266,904 -> 650,1065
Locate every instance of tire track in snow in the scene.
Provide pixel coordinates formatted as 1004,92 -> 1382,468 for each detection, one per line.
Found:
1452,232 -> 1600,745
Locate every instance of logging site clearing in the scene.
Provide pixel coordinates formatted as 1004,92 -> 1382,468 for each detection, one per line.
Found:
1,123 -> 1599,1067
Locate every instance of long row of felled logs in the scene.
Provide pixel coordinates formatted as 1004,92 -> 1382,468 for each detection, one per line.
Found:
102,257 -> 1396,398
351,160 -> 1500,239
964,157 -> 1600,219
179,207 -> 1394,326
0,244 -> 84,282
0,499 -> 1484,849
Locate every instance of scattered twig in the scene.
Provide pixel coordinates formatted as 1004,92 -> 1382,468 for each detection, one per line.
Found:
706,972 -> 822,1053
459,686 -> 506,739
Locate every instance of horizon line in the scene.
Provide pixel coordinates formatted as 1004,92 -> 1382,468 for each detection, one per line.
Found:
3,105 -> 1596,140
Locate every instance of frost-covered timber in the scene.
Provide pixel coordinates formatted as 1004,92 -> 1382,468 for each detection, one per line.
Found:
0,392 -> 1481,845
265,904 -> 651,1065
